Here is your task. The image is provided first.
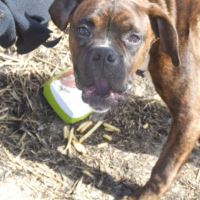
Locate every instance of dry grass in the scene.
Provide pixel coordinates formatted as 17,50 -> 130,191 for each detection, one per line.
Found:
0,22 -> 200,200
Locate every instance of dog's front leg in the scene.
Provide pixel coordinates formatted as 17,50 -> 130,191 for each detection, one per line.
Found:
121,112 -> 200,200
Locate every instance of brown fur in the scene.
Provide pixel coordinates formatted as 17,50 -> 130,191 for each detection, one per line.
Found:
49,0 -> 200,199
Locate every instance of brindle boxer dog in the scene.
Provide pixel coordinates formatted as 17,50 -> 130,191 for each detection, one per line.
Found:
49,0 -> 200,199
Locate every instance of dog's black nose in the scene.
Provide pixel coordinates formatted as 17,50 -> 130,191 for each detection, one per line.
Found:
107,54 -> 116,62
92,47 -> 117,63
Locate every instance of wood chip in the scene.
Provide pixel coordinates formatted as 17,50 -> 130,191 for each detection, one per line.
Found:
80,121 -> 93,133
76,121 -> 88,131
66,127 -> 74,149
82,170 -> 93,178
104,128 -> 114,132
143,123 -> 149,129
63,125 -> 70,139
72,140 -> 86,154
103,134 -> 112,141
97,142 -> 108,148
79,121 -> 103,143
103,123 -> 120,132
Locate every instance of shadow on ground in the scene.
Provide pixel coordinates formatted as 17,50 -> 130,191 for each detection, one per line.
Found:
0,72 -> 200,200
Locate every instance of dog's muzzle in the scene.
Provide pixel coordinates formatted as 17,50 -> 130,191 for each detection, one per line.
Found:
81,77 -> 132,112
74,46 -> 132,112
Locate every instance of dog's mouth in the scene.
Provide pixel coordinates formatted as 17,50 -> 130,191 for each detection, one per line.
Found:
81,78 -> 131,112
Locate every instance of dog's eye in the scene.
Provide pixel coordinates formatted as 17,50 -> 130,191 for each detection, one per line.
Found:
127,35 -> 140,43
77,27 -> 90,36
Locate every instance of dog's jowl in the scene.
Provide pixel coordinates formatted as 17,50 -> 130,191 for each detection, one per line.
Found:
49,0 -> 200,199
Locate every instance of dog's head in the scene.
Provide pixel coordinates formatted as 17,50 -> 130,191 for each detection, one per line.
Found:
49,0 -> 180,112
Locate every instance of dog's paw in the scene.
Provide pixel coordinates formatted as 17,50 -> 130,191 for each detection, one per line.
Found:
120,189 -> 158,200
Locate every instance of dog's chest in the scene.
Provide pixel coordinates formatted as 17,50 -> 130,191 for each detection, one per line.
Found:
138,54 -> 152,80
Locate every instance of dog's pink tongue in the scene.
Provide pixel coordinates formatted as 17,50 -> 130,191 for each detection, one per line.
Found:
93,78 -> 110,95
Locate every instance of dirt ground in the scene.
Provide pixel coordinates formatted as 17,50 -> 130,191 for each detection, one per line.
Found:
0,23 -> 200,200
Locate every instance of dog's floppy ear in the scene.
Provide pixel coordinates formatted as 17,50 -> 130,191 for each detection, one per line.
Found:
49,0 -> 83,31
144,3 -> 180,67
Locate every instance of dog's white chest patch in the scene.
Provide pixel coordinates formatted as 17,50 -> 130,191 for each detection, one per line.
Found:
138,54 -> 152,80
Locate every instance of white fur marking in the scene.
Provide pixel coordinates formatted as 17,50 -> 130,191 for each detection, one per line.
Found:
138,54 -> 150,71
138,54 -> 152,81
98,38 -> 111,47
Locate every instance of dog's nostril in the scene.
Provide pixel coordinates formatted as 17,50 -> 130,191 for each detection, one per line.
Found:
93,53 -> 101,61
107,54 -> 116,63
